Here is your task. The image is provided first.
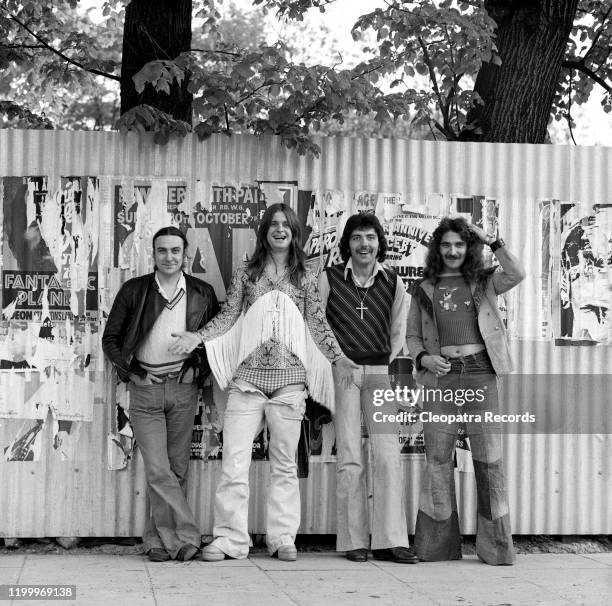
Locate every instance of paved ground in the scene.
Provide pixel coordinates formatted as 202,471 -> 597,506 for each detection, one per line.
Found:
0,551 -> 610,606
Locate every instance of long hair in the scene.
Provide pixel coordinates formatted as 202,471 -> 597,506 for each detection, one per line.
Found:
246,203 -> 306,287
424,217 -> 487,283
339,213 -> 388,263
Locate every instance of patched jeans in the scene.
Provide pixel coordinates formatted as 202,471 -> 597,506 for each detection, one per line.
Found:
414,351 -> 515,565
210,380 -> 307,558
333,365 -> 409,552
128,381 -> 201,559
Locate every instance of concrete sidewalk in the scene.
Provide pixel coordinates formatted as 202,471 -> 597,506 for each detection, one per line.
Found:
0,551 -> 610,606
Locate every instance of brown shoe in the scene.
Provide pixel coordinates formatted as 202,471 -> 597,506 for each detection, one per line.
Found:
346,548 -> 368,562
148,548 -> 170,562
372,546 -> 419,564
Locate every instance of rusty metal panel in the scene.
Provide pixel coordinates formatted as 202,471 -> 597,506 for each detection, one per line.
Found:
0,130 -> 610,537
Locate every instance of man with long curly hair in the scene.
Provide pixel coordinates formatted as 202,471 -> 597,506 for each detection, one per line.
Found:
407,216 -> 525,565
172,203 -> 356,562
319,213 -> 417,564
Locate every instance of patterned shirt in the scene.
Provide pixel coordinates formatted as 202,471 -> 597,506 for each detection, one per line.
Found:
199,266 -> 344,395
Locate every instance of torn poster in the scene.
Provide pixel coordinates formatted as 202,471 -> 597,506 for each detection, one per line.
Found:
375,192 -> 403,223
454,428 -> 474,473
554,201 -> 612,345
384,211 -> 439,294
107,381 -> 134,470
3,419 -> 45,461
0,318 -> 96,420
513,199 -> 554,340
0,369 -> 94,422
189,182 -> 266,296
2,176 -> 99,322
190,384 -> 222,460
113,179 -> 188,276
51,419 -> 81,461
353,191 -> 378,215
112,180 -> 276,301
302,190 -> 346,275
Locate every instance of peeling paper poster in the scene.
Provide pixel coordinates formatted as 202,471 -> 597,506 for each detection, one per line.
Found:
112,179 -> 281,299
107,382 -> 134,470
190,384 -> 222,460
0,369 -> 94,422
302,190 -> 346,275
385,211 -> 438,294
113,180 -> 189,274
3,419 -> 45,461
52,419 -> 81,461
554,201 -> 612,345
0,320 -> 97,420
2,176 -> 99,322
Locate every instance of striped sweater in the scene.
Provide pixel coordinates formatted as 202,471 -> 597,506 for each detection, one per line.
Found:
325,263 -> 396,364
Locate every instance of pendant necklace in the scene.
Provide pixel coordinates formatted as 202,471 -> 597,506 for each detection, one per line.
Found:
353,281 -> 370,320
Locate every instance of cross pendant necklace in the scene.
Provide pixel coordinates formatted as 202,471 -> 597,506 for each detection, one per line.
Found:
353,284 -> 369,320
356,299 -> 368,320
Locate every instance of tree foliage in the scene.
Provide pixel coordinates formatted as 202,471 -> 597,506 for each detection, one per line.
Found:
0,0 -> 121,128
0,0 -> 610,151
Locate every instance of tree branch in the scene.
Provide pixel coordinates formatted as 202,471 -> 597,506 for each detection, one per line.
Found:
190,48 -> 241,57
0,44 -> 47,49
562,60 -> 612,94
566,68 -> 577,146
418,36 -> 456,140
1,8 -> 120,81
224,104 -> 230,132
237,82 -> 277,104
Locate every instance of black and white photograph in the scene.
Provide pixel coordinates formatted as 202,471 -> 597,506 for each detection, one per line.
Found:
0,1 -> 611,605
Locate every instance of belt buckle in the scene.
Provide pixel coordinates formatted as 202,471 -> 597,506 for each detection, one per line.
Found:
157,372 -> 179,383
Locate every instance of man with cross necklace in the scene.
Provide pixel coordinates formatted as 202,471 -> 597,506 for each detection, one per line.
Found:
319,213 -> 417,564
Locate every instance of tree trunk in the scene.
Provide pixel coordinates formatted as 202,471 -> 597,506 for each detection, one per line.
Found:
463,0 -> 578,143
120,0 -> 192,122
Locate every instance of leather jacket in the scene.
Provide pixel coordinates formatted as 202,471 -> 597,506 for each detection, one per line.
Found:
102,272 -> 219,386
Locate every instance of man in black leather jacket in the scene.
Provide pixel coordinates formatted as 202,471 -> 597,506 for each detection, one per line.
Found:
102,226 -> 219,562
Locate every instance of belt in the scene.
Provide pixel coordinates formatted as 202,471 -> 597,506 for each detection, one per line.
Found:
152,372 -> 181,383
446,352 -> 488,363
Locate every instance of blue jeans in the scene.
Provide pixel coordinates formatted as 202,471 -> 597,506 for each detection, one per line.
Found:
128,382 -> 200,558
414,351 -> 515,565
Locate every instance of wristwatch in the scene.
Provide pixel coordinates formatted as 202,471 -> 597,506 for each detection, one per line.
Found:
489,238 -> 505,252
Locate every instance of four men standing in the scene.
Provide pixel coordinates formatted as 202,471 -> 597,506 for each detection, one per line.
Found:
103,210 -> 523,566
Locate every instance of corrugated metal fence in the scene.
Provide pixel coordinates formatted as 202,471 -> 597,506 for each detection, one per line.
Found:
0,130 -> 610,537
